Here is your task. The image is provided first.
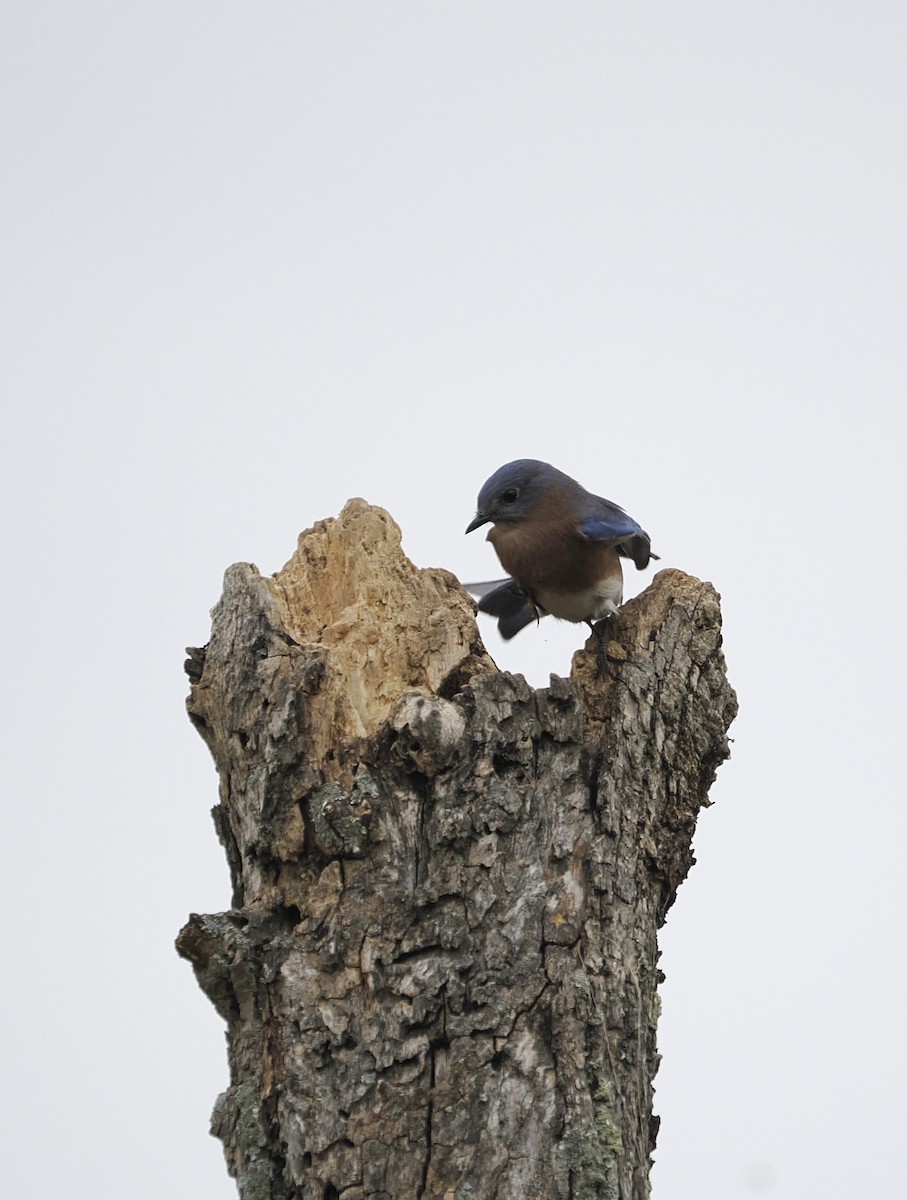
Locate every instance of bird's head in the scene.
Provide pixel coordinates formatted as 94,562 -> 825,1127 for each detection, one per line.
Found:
466,459 -> 569,533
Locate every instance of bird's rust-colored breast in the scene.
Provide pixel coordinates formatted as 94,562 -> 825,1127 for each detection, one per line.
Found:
487,487 -> 622,594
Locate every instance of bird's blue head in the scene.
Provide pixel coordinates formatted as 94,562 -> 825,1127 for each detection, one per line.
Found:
466,459 -> 572,533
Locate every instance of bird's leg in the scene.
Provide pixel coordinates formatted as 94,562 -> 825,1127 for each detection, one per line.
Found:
587,618 -> 646,679
588,619 -> 621,678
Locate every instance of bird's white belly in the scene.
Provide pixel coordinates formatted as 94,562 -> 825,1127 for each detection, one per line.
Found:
535,577 -> 624,623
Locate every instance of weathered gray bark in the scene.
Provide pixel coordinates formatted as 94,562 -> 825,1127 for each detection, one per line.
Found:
177,499 -> 737,1200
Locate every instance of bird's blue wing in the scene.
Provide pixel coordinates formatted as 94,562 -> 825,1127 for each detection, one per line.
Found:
578,497 -> 656,570
577,496 -> 642,542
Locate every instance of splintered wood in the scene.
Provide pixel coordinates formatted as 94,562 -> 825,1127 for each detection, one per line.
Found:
178,500 -> 736,1200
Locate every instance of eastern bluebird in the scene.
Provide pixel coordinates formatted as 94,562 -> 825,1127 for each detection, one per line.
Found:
465,459 -> 657,640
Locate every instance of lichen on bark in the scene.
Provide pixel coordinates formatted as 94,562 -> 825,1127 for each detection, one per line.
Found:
177,499 -> 737,1199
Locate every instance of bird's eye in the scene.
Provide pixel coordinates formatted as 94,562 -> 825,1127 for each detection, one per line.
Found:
501,488 -> 519,504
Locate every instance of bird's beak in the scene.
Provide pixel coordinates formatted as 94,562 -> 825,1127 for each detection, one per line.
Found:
465,512 -> 489,534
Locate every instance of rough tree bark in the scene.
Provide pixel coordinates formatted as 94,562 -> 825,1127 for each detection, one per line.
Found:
177,499 -> 737,1200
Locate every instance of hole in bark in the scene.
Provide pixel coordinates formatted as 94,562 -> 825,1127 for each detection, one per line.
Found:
187,712 -> 209,735
491,754 -> 526,783
490,1050 -> 505,1070
238,732 -> 249,749
322,1186 -> 340,1200
302,1152 -> 312,1169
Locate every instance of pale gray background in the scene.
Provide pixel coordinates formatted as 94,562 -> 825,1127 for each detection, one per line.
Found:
2,3 -> 904,1197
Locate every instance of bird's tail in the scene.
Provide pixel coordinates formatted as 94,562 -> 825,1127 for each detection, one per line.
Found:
461,578 -> 543,640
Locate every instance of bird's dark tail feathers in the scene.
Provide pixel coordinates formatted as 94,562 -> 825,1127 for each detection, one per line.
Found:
462,578 -> 543,640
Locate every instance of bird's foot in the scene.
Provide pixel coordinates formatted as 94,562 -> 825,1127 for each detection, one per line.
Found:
586,620 -> 644,680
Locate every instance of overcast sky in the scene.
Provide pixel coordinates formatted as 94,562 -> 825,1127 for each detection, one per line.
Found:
2,4 -> 905,1197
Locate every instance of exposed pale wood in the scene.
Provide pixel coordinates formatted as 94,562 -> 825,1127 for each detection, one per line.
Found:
178,499 -> 737,1200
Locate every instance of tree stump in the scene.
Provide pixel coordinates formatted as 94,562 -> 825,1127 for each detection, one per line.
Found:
177,499 -> 737,1200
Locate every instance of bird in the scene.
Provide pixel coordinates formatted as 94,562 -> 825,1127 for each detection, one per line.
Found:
464,459 -> 657,640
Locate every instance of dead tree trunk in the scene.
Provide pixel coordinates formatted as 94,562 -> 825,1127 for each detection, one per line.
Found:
177,499 -> 736,1200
